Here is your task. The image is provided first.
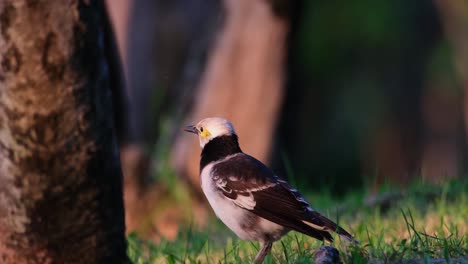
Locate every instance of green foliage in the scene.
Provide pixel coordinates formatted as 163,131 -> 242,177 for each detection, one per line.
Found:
127,180 -> 467,263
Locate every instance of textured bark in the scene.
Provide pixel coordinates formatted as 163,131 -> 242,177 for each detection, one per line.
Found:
171,0 -> 289,189
0,1 -> 128,263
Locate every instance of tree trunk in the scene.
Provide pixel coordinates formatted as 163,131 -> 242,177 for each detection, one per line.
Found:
0,1 -> 128,263
435,0 -> 468,131
105,0 -> 132,81
171,0 -> 289,190
434,0 -> 468,179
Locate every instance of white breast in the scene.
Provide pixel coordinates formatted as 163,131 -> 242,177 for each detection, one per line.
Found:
200,163 -> 252,240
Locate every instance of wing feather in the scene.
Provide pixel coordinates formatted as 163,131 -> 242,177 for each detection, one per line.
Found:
211,154 -> 357,243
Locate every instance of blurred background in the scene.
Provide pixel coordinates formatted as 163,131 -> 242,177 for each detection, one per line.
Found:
105,0 -> 468,240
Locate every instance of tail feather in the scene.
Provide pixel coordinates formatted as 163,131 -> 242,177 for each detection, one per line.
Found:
304,211 -> 359,244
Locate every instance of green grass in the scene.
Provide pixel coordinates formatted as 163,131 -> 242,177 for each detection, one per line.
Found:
127,180 -> 468,263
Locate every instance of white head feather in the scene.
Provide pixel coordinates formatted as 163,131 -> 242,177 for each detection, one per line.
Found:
194,117 -> 236,148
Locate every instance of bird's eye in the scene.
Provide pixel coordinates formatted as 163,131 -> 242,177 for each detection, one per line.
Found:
200,127 -> 204,132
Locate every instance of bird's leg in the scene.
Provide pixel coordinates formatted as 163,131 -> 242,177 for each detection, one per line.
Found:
253,241 -> 273,263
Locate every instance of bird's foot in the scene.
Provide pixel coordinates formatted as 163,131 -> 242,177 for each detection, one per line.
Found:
253,241 -> 272,263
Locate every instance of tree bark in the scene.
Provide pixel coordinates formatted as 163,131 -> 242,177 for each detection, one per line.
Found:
0,1 -> 128,263
171,0 -> 289,189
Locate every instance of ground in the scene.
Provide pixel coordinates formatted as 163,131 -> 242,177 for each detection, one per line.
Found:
127,180 -> 468,263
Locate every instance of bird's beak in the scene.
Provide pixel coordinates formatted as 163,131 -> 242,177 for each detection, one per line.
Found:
184,125 -> 198,134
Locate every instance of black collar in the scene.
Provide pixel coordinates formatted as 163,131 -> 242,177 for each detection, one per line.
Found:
200,135 -> 242,171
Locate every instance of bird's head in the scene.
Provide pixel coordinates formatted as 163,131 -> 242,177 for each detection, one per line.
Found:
184,117 -> 236,148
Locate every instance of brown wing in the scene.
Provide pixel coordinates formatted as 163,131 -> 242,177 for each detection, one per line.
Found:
212,154 -> 357,243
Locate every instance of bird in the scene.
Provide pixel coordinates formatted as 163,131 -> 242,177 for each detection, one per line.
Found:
184,117 -> 357,263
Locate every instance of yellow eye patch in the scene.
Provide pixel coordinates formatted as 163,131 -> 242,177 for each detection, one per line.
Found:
199,128 -> 211,138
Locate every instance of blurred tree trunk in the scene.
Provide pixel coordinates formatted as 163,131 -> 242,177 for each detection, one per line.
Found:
106,0 -> 155,236
172,0 -> 289,191
420,83 -> 463,182
110,0 -> 221,238
434,0 -> 468,179
0,1 -> 128,263
363,3 -> 442,187
105,0 -> 132,79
